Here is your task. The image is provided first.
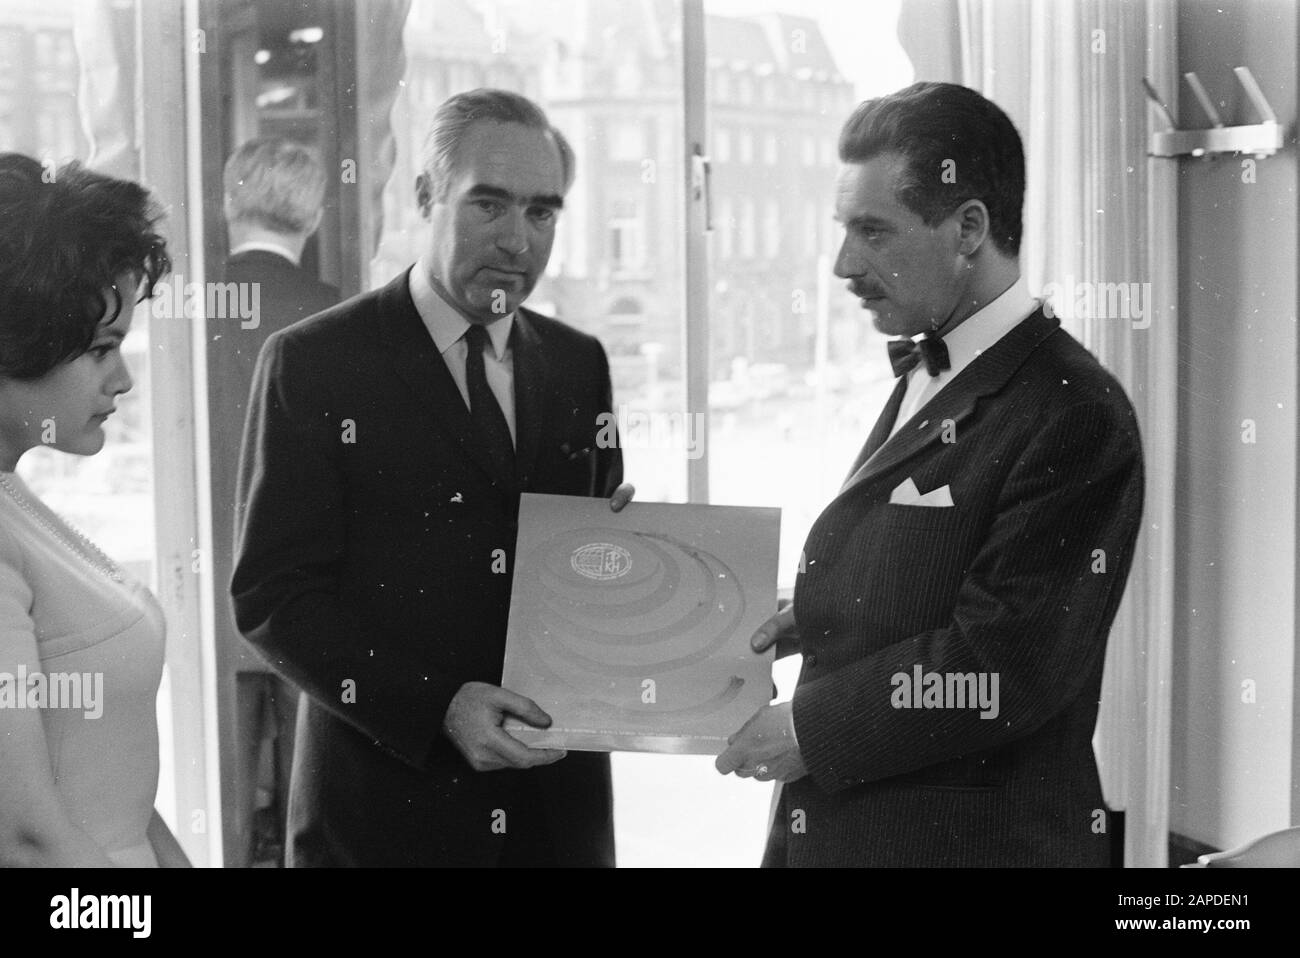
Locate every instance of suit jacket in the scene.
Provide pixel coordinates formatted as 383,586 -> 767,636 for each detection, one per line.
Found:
767,307 -> 1144,867
213,250 -> 340,676
231,268 -> 623,866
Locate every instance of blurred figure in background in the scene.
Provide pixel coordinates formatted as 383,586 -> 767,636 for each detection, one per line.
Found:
212,136 -> 339,867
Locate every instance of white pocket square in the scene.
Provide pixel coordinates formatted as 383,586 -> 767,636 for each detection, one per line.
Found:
889,477 -> 954,507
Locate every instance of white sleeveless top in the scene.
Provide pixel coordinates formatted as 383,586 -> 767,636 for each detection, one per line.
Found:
0,472 -> 165,866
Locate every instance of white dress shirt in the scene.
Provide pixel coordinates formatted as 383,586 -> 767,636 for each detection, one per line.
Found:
409,261 -> 517,447
888,276 -> 1039,438
229,239 -> 300,265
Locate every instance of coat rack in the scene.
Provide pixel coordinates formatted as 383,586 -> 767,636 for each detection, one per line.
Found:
1144,67 -> 1285,159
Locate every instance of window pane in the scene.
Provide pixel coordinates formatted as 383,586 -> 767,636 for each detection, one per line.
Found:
372,0 -> 762,866
373,0 -> 692,505
706,0 -> 912,594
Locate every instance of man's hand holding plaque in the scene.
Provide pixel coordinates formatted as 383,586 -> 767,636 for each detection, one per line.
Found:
443,484 -> 638,770
715,605 -> 808,783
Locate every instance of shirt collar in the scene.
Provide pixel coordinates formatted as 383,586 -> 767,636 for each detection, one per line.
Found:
936,275 -> 1037,372
409,260 -> 514,360
229,240 -> 300,266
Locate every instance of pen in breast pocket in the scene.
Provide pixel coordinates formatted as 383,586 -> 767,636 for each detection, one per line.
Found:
560,443 -> 592,461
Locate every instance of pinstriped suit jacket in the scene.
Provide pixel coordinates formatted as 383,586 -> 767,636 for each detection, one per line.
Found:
767,308 -> 1144,867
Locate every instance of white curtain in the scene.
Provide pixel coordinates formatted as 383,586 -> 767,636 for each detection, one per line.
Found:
74,0 -> 140,177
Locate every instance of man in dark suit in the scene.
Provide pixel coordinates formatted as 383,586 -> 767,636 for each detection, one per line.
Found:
212,137 -> 340,866
717,82 -> 1144,867
232,89 -> 629,867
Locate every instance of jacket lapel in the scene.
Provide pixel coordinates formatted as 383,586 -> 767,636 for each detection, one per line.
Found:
841,373 -> 908,489
509,309 -> 552,491
837,307 -> 1061,501
379,269 -> 509,488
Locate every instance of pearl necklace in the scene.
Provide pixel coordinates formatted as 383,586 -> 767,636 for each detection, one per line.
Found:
0,472 -> 125,583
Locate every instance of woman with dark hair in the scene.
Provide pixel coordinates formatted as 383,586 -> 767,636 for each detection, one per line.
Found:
0,153 -> 190,866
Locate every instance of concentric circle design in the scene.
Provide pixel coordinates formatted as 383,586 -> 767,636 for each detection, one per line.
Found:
516,527 -> 747,722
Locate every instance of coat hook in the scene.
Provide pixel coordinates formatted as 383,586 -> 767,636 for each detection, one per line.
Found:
1147,67 -> 1285,159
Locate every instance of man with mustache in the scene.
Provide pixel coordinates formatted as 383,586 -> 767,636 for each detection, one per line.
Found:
717,81 -> 1145,867
233,89 -> 630,866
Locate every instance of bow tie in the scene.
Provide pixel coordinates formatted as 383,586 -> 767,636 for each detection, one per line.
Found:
887,334 -> 951,378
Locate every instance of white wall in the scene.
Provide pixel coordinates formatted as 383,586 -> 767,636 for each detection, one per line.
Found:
1171,0 -> 1298,849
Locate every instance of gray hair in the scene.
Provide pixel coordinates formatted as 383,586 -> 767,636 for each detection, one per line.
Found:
419,88 -> 575,201
223,137 -> 327,234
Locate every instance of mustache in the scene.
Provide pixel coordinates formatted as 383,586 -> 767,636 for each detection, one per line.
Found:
848,281 -> 886,299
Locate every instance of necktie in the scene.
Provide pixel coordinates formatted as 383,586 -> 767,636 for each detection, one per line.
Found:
464,323 -> 515,482
887,333 -> 950,378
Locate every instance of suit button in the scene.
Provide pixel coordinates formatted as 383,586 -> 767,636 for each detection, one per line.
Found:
805,653 -> 817,667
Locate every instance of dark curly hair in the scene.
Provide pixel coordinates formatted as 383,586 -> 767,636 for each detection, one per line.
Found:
839,82 -> 1025,257
0,153 -> 171,380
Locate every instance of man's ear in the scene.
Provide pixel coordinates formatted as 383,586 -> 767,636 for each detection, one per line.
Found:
415,172 -> 433,217
953,199 -> 990,257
